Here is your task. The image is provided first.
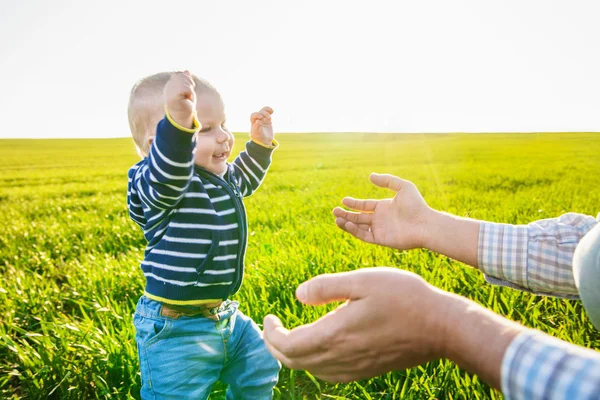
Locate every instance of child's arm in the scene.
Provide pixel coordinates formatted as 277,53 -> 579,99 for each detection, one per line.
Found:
333,173 -> 600,297
230,107 -> 278,196
132,72 -> 199,212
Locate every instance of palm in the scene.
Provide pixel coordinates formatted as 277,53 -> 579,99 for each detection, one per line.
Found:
369,199 -> 401,247
374,194 -> 424,249
333,174 -> 429,250
252,122 -> 273,142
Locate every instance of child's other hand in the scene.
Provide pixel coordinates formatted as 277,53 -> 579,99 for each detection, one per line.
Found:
250,107 -> 274,146
333,174 -> 433,250
164,71 -> 198,130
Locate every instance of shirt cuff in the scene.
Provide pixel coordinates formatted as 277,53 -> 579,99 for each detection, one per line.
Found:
478,222 -> 529,288
251,137 -> 279,149
155,116 -> 197,156
246,139 -> 278,164
484,274 -> 579,300
165,105 -> 200,134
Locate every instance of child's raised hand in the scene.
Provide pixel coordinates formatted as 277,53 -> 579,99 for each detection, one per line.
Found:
333,174 -> 433,250
250,107 -> 274,146
164,71 -> 198,130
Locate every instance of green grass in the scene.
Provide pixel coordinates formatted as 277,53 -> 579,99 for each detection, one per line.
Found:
1,132 -> 599,399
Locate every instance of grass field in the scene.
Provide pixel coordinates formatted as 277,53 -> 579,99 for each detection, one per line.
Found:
1,132 -> 599,399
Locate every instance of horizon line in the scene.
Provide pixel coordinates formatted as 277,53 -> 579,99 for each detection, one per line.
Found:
1,131 -> 599,140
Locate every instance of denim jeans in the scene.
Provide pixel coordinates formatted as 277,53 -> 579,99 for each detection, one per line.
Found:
133,296 -> 281,399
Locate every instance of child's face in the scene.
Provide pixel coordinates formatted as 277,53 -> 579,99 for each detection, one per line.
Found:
193,92 -> 234,175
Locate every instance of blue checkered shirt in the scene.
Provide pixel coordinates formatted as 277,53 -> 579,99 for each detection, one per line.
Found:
478,212 -> 600,399
502,331 -> 600,399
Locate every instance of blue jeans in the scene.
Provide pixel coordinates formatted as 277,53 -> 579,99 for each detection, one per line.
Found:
133,296 -> 281,399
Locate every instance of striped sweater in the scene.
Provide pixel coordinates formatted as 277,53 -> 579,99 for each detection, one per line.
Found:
127,116 -> 277,305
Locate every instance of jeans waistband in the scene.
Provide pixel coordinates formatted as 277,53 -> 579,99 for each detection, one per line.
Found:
160,302 -> 224,321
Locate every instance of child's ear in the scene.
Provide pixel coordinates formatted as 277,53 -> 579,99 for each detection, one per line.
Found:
147,136 -> 155,147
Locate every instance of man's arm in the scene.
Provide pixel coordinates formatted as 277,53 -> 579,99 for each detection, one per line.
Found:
476,213 -> 599,297
263,268 -> 600,399
333,173 -> 600,296
501,330 -> 600,399
262,267 -> 519,387
438,290 -> 600,398
423,211 -> 599,296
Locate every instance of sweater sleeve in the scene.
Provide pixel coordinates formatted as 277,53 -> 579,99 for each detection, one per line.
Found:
230,139 -> 278,197
132,115 -> 197,212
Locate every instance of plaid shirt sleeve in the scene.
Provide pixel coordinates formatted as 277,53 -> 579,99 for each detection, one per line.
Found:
478,212 -> 600,298
502,330 -> 600,399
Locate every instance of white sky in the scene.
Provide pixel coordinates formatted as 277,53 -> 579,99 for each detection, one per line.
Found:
1,0 -> 599,138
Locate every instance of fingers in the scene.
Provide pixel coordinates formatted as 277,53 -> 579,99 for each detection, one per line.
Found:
251,119 -> 262,132
250,106 -> 274,124
333,198 -> 376,244
260,106 -> 274,115
341,197 -> 378,212
266,271 -> 377,363
174,71 -> 196,98
296,271 -> 365,305
164,71 -> 197,129
250,112 -> 262,124
340,220 -> 375,243
264,314 -> 333,361
369,173 -> 409,192
179,70 -> 193,82
332,207 -> 373,224
334,217 -> 372,239
181,70 -> 195,86
263,315 -> 297,366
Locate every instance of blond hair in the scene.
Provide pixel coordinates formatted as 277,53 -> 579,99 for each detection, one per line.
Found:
127,71 -> 220,157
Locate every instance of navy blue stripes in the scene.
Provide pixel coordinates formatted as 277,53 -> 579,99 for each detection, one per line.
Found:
127,116 -> 276,302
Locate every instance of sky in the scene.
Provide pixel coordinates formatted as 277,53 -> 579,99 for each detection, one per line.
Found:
0,0 -> 599,138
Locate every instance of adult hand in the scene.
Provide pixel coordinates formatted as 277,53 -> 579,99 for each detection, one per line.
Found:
333,173 -> 433,250
263,267 -> 449,382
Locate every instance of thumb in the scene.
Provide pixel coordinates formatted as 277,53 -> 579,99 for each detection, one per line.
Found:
369,173 -> 407,193
296,271 -> 366,305
263,314 -> 284,333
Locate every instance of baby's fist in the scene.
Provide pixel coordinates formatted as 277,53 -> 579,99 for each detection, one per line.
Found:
164,71 -> 197,130
250,106 -> 274,146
